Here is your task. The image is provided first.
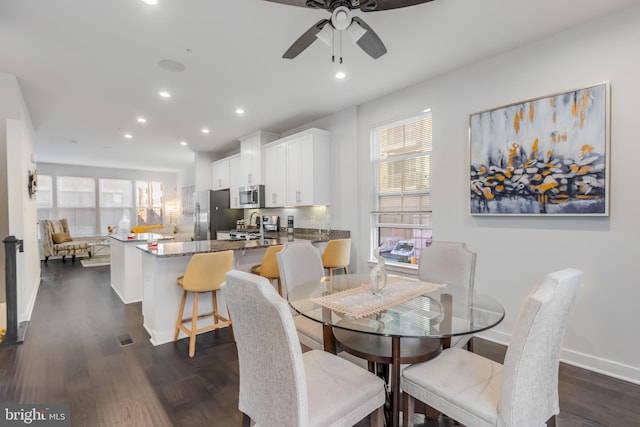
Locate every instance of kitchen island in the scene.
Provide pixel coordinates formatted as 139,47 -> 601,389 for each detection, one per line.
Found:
137,232 -> 341,346
109,232 -> 174,304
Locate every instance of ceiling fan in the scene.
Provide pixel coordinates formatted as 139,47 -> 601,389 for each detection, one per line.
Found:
266,0 -> 435,60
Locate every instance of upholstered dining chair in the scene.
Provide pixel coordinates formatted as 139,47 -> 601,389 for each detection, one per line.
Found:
223,270 -> 386,427
276,241 -> 326,350
250,244 -> 284,295
418,241 -> 477,349
173,250 -> 234,357
401,268 -> 583,427
321,238 -> 351,278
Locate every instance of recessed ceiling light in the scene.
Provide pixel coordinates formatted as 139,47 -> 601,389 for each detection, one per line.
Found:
335,71 -> 346,79
124,133 -> 133,139
235,108 -> 245,115
137,117 -> 147,123
159,90 -> 171,98
202,128 -> 210,134
141,0 -> 158,5
180,141 -> 188,146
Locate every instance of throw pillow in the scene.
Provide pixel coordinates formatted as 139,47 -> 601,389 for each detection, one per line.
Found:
52,232 -> 72,244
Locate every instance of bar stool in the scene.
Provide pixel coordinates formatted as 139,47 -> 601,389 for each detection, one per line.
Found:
321,238 -> 351,278
174,250 -> 234,357
250,245 -> 284,295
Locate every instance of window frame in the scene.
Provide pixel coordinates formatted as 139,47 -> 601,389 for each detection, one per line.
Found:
370,110 -> 433,269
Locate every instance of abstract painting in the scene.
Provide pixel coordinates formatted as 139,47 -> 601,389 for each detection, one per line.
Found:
470,83 -> 609,215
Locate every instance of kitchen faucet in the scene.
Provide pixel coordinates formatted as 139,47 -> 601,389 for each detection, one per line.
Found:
249,211 -> 259,227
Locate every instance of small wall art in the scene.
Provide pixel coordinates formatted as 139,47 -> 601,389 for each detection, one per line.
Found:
469,82 -> 610,216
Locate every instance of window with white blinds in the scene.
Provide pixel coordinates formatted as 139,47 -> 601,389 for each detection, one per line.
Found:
136,181 -> 164,225
99,179 -> 133,233
56,176 -> 96,236
372,111 -> 433,265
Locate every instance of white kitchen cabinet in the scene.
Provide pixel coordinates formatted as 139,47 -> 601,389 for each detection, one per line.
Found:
212,158 -> 230,190
228,154 -> 242,208
285,128 -> 331,206
239,130 -> 279,186
264,142 -> 287,207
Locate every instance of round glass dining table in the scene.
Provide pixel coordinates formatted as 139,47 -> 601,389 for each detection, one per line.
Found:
288,273 -> 505,427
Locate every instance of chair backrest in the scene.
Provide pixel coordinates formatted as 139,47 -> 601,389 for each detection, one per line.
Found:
321,238 -> 351,268
417,241 -> 477,288
223,270 -> 309,426
276,241 -> 324,297
181,250 -> 234,292
497,268 -> 583,427
259,244 -> 284,279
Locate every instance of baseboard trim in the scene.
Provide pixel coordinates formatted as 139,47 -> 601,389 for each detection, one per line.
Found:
476,330 -> 640,386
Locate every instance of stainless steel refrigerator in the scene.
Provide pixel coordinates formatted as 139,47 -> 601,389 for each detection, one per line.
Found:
193,189 -> 244,240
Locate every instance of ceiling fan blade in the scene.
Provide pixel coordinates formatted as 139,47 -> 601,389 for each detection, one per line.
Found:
362,0 -> 435,12
263,0 -> 309,7
351,17 -> 387,59
283,19 -> 330,59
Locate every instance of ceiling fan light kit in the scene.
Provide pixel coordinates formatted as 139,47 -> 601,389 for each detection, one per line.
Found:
269,0 -> 434,60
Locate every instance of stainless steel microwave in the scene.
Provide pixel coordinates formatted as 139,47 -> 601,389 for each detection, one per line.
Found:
238,185 -> 265,209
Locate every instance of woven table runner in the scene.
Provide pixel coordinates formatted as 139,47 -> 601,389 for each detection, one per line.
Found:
311,277 -> 445,319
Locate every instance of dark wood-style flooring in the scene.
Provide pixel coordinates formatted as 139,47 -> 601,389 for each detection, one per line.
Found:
1,260 -> 639,426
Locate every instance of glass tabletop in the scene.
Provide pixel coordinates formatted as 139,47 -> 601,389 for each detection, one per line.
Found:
288,273 -> 505,339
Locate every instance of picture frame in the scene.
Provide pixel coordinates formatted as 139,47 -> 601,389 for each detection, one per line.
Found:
469,82 -> 610,216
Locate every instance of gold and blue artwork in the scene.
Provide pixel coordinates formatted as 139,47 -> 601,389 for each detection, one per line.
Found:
470,82 -> 609,216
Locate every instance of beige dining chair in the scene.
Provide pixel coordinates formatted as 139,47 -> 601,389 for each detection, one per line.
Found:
276,241 -> 326,350
222,270 -> 386,427
401,268 -> 583,427
418,241 -> 477,349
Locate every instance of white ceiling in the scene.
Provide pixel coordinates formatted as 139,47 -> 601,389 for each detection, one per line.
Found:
1,0 -> 637,172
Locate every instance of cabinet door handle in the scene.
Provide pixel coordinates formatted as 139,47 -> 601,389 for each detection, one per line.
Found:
272,193 -> 276,204
248,173 -> 252,184
296,190 -> 301,203
218,178 -> 222,187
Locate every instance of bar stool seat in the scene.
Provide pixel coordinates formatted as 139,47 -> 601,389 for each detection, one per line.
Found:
250,245 -> 283,295
321,238 -> 351,278
174,250 -> 234,357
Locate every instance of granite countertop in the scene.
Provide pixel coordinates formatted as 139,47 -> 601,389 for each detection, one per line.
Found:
109,232 -> 174,243
137,231 -> 336,258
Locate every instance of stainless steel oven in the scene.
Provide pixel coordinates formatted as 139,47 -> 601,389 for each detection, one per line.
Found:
238,185 -> 264,209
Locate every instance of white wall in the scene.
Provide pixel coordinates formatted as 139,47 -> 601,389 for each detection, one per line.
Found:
0,72 -> 41,322
349,6 -> 640,383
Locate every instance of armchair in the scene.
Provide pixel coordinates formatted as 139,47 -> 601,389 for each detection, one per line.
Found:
40,219 -> 91,263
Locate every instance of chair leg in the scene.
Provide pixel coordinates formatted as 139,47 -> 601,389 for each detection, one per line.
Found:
189,292 -> 199,357
242,413 -> 251,427
212,291 -> 219,325
174,290 -> 187,342
44,256 -> 49,263
371,405 -> 384,427
402,392 -> 415,427
72,255 -> 76,263
466,337 -> 474,352
546,415 -> 556,427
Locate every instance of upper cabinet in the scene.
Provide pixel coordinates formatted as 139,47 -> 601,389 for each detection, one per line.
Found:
228,154 -> 242,208
239,131 -> 280,187
264,128 -> 331,207
212,157 -> 231,190
286,129 -> 330,206
264,142 -> 287,207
